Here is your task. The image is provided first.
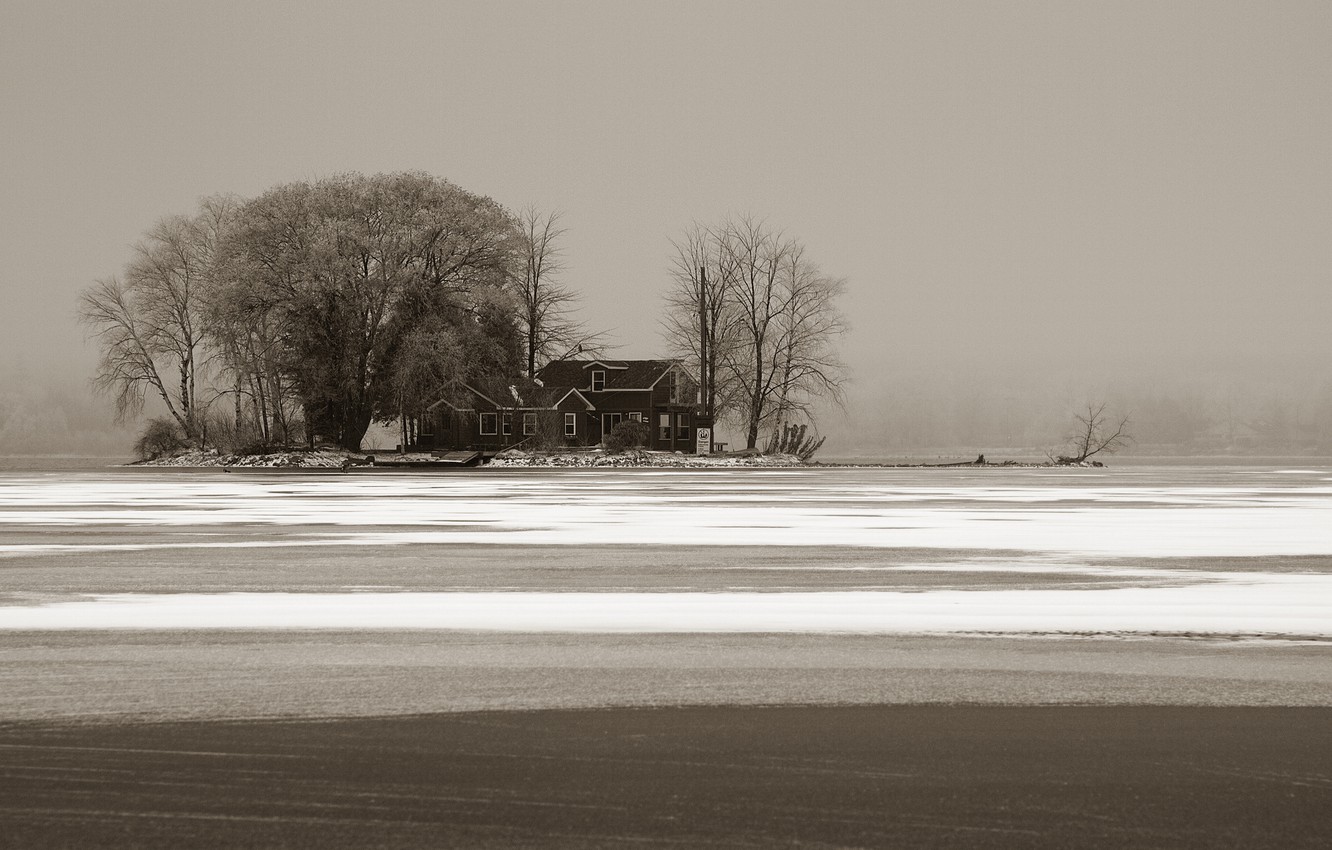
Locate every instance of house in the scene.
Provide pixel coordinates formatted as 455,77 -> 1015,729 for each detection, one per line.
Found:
406,359 -> 712,454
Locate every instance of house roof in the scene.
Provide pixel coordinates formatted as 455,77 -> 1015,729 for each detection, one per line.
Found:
537,359 -> 686,391
427,377 -> 569,412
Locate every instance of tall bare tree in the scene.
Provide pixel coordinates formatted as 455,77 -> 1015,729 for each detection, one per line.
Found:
661,222 -> 739,422
718,217 -> 791,449
768,243 -> 848,431
79,276 -> 189,434
515,207 -> 604,375
79,198 -> 234,440
663,217 -> 848,449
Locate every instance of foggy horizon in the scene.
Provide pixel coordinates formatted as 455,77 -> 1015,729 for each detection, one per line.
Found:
3,1 -> 1330,457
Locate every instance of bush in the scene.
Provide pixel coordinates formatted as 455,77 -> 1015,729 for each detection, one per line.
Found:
764,422 -> 826,462
523,410 -> 573,451
134,417 -> 188,460
201,411 -> 264,455
604,419 -> 651,453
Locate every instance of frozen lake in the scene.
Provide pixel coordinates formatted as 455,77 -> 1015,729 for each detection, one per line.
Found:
2,465 -> 1330,638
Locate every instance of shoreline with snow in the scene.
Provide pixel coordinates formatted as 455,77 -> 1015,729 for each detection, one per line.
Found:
127,448 -> 1060,469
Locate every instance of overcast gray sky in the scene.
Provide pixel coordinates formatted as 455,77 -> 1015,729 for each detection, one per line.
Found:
3,1 -> 1330,433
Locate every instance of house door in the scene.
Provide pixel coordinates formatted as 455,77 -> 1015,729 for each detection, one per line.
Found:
601,413 -> 623,442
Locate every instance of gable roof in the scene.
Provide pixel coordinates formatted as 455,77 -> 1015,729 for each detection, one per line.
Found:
537,359 -> 687,391
426,377 -> 569,412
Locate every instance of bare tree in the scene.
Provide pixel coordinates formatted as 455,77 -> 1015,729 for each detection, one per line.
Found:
1054,402 -> 1133,464
662,217 -> 849,450
79,200 -> 233,441
717,217 -> 791,449
79,276 -> 190,434
515,207 -> 604,375
660,222 -> 740,422
767,243 -> 848,432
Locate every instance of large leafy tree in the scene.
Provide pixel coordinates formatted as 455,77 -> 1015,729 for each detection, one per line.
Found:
216,172 -> 522,451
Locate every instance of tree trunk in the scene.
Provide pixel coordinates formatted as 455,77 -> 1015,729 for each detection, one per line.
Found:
340,407 -> 372,453
746,342 -> 764,449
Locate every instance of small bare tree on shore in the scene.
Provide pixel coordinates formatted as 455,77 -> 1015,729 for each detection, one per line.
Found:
1052,402 -> 1132,464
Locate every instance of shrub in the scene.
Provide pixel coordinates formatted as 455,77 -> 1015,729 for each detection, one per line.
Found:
201,411 -> 264,455
524,410 -> 573,451
604,419 -> 651,453
764,422 -> 826,462
134,417 -> 188,461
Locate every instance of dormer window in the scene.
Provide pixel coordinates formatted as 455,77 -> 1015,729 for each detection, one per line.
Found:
591,370 -> 606,392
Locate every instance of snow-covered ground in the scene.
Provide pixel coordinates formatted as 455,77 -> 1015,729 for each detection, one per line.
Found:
3,581 -> 1329,636
2,465 -> 1330,638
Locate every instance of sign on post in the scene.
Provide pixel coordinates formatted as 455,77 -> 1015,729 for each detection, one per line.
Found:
695,427 -> 712,455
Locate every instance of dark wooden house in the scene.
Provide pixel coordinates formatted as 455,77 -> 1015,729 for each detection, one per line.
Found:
408,359 -> 711,454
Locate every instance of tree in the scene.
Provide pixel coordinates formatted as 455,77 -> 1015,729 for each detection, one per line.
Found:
514,207 -> 604,375
661,222 -> 739,422
663,217 -> 848,449
79,198 -> 234,441
1054,402 -> 1132,464
767,242 -> 848,433
216,172 -> 521,451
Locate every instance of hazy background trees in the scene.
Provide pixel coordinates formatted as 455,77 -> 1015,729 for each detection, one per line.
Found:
662,217 -> 849,449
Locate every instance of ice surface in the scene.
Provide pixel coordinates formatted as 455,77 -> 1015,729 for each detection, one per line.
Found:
2,466 -> 1329,637
1,467 -> 1330,558
1,577 -> 1328,635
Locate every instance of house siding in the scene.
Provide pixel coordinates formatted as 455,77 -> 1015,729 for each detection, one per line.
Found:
409,360 -> 712,453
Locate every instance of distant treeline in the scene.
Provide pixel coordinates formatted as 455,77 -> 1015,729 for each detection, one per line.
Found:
819,372 -> 1332,458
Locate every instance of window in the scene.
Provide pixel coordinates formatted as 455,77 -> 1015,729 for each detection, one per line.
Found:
419,416 -> 434,437
659,413 -> 671,441
522,413 -> 537,436
591,370 -> 606,392
666,369 -> 681,404
501,412 -> 513,436
480,413 -> 498,435
602,413 -> 623,436
676,413 -> 689,439
564,412 -> 577,437
628,412 -> 643,423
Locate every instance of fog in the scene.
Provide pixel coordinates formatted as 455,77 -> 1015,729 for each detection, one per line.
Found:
2,1 -> 1329,458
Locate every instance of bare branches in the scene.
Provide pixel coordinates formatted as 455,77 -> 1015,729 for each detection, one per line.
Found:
1055,402 -> 1133,464
78,276 -> 183,430
661,222 -> 741,421
515,206 -> 606,375
662,217 -> 849,449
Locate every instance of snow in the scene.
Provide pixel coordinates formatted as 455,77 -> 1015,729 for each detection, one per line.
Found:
2,469 -> 1330,558
2,577 -> 1328,635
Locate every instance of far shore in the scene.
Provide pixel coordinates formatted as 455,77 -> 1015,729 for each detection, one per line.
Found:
124,447 -> 1068,470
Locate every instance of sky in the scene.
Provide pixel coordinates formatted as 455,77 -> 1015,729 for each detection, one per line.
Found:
2,0 -> 1330,452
